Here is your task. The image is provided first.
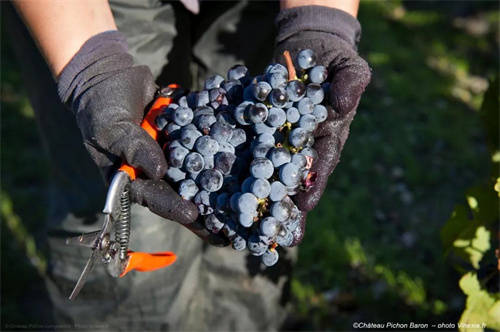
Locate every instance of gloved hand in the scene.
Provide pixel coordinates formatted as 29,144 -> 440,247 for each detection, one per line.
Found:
58,31 -> 228,246
274,6 -> 371,244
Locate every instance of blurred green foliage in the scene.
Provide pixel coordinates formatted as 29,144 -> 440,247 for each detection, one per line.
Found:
440,77 -> 499,331
287,1 -> 498,330
1,0 -> 498,330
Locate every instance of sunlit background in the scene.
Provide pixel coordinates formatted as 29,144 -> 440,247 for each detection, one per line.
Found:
2,1 -> 498,330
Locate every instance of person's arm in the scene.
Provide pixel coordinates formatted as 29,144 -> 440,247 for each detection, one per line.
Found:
275,0 -> 370,245
12,0 -> 116,76
280,0 -> 359,17
13,1 -> 226,245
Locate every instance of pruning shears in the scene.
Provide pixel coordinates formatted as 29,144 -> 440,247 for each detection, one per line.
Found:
66,84 -> 181,301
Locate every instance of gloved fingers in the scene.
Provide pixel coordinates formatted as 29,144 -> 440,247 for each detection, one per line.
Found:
130,179 -> 229,247
106,121 -> 168,180
328,54 -> 371,116
294,133 -> 341,212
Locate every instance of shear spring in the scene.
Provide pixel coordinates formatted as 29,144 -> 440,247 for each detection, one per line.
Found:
117,185 -> 131,260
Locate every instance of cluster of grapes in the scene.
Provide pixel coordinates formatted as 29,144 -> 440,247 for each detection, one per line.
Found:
155,49 -> 329,266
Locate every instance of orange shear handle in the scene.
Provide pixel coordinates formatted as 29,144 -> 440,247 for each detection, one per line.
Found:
117,84 -> 179,277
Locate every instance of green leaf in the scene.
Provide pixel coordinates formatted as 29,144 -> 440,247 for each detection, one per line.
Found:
458,272 -> 500,331
453,226 -> 491,269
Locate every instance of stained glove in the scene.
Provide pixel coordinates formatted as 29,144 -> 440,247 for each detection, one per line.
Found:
275,6 -> 371,244
58,31 -> 228,246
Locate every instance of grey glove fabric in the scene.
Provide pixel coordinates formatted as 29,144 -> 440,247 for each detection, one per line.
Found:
57,31 -> 205,231
275,6 -> 371,243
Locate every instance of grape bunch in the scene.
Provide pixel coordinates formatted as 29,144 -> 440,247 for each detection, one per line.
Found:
155,49 -> 329,267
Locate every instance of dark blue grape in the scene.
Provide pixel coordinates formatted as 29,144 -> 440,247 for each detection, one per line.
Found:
266,107 -> 287,127
232,235 -> 247,251
218,142 -> 235,154
241,176 -> 255,192
286,80 -> 306,102
204,74 -> 225,90
194,114 -> 217,133
177,96 -> 188,108
286,107 -> 300,124
297,97 -> 314,115
198,169 -> 223,192
179,179 -> 198,200
165,167 -> 186,182
269,147 -> 291,168
256,133 -> 275,146
230,192 -> 242,212
260,216 -> 279,237
251,178 -> 271,199
227,65 -> 249,82
229,128 -> 246,148
222,79 -> 244,104
234,101 -> 253,125
184,152 -> 205,173
215,192 -> 229,211
246,103 -> 268,124
269,88 -> 288,108
205,214 -> 224,233
252,81 -> 272,101
254,122 -> 276,135
237,192 -> 258,214
279,162 -> 301,187
250,158 -> 274,179
194,190 -> 214,215
238,212 -> 255,228
252,143 -> 273,159
306,83 -> 324,104
223,218 -> 238,239
291,153 -> 307,169
214,152 -> 236,175
195,136 -> 219,156
289,128 -> 309,148
169,145 -> 189,168
165,122 -> 181,139
247,234 -> 267,256
209,87 -> 228,109
271,200 -> 291,222
203,155 -> 214,169
296,49 -> 316,70
313,104 -> 328,123
180,127 -> 202,150
299,114 -> 317,132
276,228 -> 293,247
269,181 -> 287,202
173,106 -> 194,126
210,121 -> 232,143
309,65 -> 327,83
262,249 -> 279,266
155,112 -> 169,131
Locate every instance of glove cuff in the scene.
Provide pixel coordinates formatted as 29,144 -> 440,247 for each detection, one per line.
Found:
275,5 -> 361,48
57,30 -> 132,104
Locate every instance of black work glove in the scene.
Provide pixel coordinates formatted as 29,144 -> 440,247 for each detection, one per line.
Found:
58,31 -> 228,246
275,6 -> 371,244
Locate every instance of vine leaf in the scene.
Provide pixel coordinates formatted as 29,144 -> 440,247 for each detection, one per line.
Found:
458,272 -> 500,331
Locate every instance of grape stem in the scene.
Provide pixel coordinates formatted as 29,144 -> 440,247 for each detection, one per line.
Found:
283,50 -> 297,81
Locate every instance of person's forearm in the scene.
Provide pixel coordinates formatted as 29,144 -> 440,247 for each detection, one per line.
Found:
13,0 -> 117,77
280,0 -> 359,17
